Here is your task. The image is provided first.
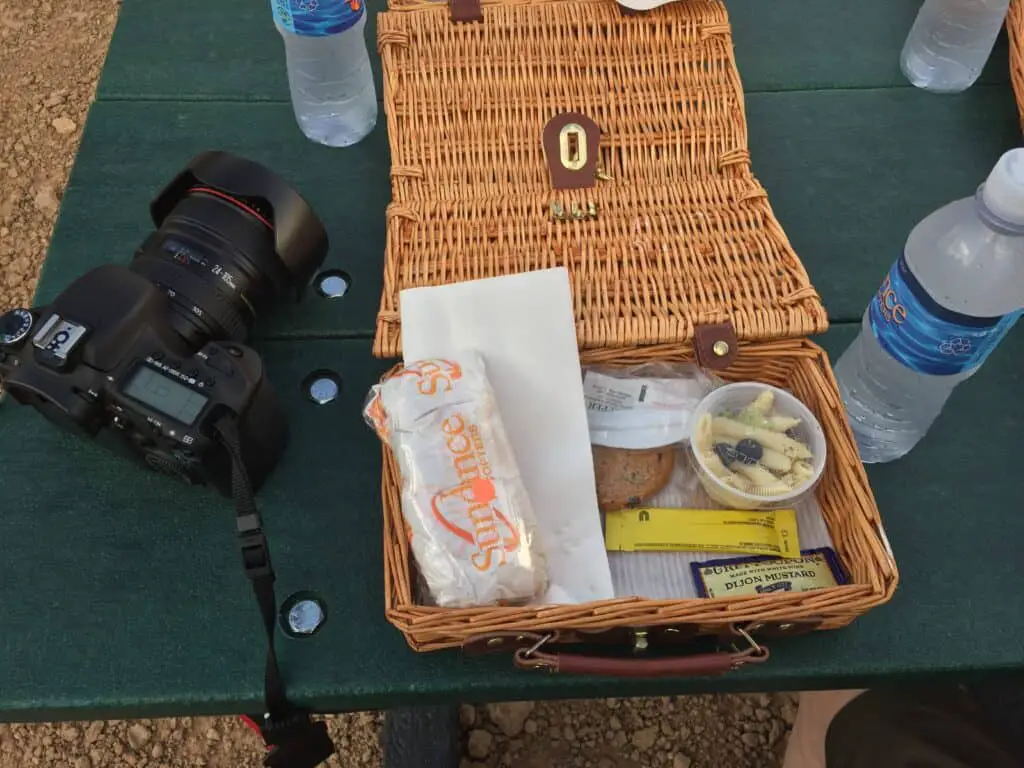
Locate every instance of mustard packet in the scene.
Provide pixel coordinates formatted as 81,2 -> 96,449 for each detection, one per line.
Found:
604,507 -> 800,559
692,548 -> 847,598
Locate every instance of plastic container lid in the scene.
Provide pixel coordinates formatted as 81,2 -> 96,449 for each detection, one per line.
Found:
982,148 -> 1024,226
584,368 -> 713,450
588,408 -> 692,450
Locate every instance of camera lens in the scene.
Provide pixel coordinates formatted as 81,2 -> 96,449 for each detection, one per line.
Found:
130,152 -> 328,345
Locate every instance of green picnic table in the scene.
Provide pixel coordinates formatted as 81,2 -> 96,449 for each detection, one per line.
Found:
2,0 -> 1024,731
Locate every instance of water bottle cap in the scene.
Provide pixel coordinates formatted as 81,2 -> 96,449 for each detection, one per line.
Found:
982,149 -> 1024,226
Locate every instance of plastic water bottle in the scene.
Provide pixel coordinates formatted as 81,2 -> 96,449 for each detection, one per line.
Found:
271,0 -> 378,147
900,0 -> 1010,93
835,149 -> 1024,463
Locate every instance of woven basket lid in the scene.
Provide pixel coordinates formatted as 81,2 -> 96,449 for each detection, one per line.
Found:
373,0 -> 828,358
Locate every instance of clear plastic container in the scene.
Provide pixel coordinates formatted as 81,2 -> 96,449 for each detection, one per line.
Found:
690,383 -> 826,511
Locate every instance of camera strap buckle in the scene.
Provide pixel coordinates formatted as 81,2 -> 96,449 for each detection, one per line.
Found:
238,515 -> 274,581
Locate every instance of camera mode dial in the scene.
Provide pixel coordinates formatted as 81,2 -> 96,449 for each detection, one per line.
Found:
0,309 -> 33,346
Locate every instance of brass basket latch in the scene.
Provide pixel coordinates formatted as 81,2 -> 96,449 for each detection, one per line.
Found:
543,112 -> 602,222
543,113 -> 601,190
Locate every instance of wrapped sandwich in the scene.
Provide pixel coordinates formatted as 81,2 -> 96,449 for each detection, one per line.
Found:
365,353 -> 547,607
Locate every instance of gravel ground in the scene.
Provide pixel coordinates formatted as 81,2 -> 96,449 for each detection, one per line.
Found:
460,695 -> 795,767
0,1 -> 796,765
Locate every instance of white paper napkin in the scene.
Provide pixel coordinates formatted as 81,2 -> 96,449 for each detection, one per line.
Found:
399,268 -> 615,604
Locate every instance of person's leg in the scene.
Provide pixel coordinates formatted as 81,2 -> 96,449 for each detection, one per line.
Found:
824,687 -> 1019,768
782,690 -> 865,768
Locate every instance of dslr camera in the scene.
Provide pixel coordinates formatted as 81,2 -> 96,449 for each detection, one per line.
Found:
0,152 -> 328,496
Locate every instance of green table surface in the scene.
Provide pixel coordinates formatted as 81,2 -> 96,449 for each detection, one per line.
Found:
3,0 -> 1024,721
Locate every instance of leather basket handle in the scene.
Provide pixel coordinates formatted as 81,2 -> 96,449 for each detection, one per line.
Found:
514,646 -> 769,677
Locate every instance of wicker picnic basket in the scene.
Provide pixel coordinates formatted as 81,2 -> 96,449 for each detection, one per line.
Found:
373,0 -> 898,670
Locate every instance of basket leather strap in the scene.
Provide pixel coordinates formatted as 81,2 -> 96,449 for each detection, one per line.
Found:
450,0 -> 482,23
514,646 -> 769,677
694,322 -> 739,370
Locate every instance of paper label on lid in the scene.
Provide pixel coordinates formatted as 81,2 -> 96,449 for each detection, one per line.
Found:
583,372 -> 650,413
584,372 -> 702,414
584,371 -> 708,448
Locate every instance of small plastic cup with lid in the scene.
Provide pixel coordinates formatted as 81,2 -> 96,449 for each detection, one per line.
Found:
689,383 -> 826,510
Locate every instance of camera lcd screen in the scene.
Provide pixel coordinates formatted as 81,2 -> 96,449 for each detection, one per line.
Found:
123,366 -> 208,426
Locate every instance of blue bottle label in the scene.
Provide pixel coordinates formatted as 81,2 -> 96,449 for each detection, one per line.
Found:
868,253 -> 1022,376
272,0 -> 364,36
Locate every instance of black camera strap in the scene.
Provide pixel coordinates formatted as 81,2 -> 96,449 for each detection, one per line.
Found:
214,415 -> 336,768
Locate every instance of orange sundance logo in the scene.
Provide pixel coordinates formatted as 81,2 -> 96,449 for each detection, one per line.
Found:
395,359 -> 463,396
431,413 -> 521,572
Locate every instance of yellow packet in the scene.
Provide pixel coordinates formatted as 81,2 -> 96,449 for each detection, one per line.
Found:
604,507 -> 800,559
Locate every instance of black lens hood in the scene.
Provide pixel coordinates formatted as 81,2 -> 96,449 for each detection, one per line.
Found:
150,151 -> 329,298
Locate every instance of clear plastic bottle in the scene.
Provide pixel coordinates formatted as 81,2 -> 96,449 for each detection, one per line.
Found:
272,0 -> 378,147
835,149 -> 1024,463
900,0 -> 1010,93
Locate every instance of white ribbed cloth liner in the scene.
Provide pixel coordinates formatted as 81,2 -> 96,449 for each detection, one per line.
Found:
608,447 -> 834,599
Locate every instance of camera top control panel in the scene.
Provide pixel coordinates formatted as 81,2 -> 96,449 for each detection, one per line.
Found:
123,342 -> 259,440
0,305 -> 262,439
